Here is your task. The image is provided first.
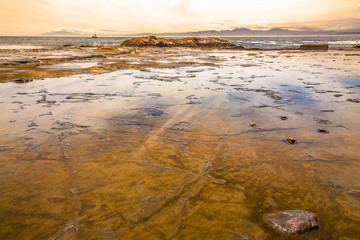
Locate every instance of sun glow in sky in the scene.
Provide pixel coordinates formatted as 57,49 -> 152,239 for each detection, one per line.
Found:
1,0 -> 360,35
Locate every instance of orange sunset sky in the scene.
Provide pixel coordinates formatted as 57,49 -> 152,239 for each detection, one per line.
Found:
1,0 -> 360,36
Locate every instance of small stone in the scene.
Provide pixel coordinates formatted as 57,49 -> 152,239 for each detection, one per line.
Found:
333,94 -> 343,97
328,179 -> 344,188
317,129 -> 329,134
280,116 -> 288,120
286,138 -> 298,144
250,122 -> 257,127
346,98 -> 359,103
264,210 -> 319,234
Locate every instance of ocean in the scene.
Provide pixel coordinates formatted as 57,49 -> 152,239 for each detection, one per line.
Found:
0,35 -> 359,49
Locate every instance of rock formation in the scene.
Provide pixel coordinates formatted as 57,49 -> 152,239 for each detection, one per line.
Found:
121,36 -> 242,48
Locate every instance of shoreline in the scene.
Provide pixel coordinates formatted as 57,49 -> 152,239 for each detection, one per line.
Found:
1,45 -> 359,82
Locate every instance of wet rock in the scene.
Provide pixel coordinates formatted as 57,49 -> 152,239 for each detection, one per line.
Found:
334,94 -> 343,97
300,44 -> 329,50
36,95 -> 56,104
28,120 -> 38,127
317,129 -> 329,134
346,98 -> 359,103
314,118 -> 329,124
264,210 -> 319,234
13,78 -> 33,83
52,121 -> 89,130
334,125 -> 348,129
186,101 -> 201,104
328,179 -> 344,188
147,93 -> 163,98
346,189 -> 360,198
286,138 -> 298,144
121,36 -> 241,48
39,112 -> 53,116
280,116 -> 288,120
250,122 -> 257,127
96,45 -> 121,53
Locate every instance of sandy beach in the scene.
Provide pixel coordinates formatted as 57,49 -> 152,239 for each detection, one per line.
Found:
0,44 -> 360,239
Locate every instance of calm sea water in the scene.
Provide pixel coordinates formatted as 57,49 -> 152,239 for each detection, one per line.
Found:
0,35 -> 359,49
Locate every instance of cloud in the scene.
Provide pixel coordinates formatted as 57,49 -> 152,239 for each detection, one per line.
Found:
2,0 -> 360,35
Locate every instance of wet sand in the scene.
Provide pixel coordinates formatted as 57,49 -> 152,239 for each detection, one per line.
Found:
0,46 -> 360,239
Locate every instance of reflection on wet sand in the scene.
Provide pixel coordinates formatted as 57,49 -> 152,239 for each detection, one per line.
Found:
0,47 -> 360,239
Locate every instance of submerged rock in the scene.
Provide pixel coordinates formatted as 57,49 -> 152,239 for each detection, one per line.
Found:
317,129 -> 329,134
328,179 -> 344,188
346,189 -> 360,198
264,210 -> 319,234
300,44 -> 329,50
286,138 -> 298,144
121,36 -> 242,48
346,98 -> 359,103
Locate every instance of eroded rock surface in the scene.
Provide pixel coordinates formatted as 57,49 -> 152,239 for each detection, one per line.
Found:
121,36 -> 242,48
264,210 -> 319,234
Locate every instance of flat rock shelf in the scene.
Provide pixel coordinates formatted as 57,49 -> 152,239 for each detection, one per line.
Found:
0,46 -> 359,240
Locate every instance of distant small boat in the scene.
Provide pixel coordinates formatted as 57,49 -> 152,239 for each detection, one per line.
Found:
92,34 -> 98,39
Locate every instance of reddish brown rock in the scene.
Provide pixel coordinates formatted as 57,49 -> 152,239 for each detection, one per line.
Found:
264,210 -> 319,234
121,36 -> 242,48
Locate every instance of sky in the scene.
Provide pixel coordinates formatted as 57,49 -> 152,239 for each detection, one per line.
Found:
1,0 -> 360,35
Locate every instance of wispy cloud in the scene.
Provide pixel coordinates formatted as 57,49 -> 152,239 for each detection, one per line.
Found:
1,0 -> 360,35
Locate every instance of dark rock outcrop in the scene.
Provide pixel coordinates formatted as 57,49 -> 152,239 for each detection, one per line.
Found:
264,210 -> 319,234
121,36 -> 242,48
300,44 -> 329,50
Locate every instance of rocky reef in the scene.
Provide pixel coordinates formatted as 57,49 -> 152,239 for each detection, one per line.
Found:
121,36 -> 243,48
300,44 -> 329,50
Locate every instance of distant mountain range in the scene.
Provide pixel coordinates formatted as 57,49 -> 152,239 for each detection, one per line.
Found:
40,28 -> 360,37
39,31 -> 83,36
153,28 -> 360,37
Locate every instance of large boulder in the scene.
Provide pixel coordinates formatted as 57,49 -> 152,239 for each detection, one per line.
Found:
264,210 -> 319,234
121,36 -> 242,48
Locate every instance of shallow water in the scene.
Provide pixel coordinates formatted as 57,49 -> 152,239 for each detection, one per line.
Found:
0,49 -> 360,239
